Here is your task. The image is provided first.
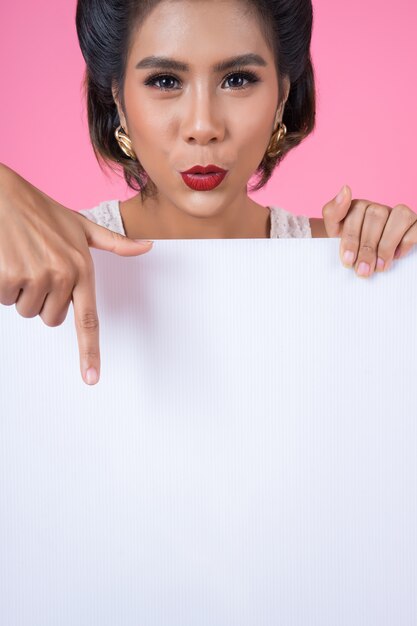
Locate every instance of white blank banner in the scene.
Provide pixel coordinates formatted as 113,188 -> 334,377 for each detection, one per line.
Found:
0,238 -> 416,625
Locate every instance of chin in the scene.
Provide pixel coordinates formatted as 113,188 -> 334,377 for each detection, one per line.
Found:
178,191 -> 231,216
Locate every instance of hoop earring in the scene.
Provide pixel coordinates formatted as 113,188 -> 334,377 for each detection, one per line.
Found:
265,122 -> 287,159
114,125 -> 137,160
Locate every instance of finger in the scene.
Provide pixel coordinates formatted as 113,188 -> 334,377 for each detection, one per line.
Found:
0,278 -> 27,307
7,273 -> 49,318
339,201 -> 390,278
338,200 -> 370,267
322,184 -> 353,237
14,283 -> 49,319
71,262 -> 100,386
354,203 -> 392,277
39,291 -> 73,327
375,204 -> 417,271
76,213 -> 154,256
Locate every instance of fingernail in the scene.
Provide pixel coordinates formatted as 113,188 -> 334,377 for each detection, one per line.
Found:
357,262 -> 370,276
343,250 -> 355,266
377,257 -> 385,271
336,185 -> 345,204
134,240 -> 154,246
85,367 -> 98,385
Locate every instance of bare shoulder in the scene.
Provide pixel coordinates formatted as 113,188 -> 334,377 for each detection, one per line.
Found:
309,217 -> 328,238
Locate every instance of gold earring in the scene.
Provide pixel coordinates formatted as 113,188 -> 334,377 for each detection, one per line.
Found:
265,122 -> 287,159
114,125 -> 137,160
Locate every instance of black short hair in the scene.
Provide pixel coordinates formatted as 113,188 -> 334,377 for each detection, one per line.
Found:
76,0 -> 316,202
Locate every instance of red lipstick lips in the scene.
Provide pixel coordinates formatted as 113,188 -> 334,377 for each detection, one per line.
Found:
180,164 -> 228,191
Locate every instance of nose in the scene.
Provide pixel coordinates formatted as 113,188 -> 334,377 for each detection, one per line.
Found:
180,85 -> 225,146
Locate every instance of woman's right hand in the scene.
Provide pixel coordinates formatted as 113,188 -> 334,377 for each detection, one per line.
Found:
0,163 -> 154,386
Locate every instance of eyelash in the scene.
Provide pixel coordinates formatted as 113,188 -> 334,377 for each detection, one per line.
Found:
143,69 -> 260,92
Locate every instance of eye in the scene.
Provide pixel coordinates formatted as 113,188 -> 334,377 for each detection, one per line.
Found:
144,74 -> 181,91
144,71 -> 259,91
222,71 -> 260,90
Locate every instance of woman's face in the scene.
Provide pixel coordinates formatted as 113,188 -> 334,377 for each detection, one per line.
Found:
114,0 -> 289,224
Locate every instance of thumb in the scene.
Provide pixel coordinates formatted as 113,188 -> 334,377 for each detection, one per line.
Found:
79,216 -> 154,256
322,184 -> 352,238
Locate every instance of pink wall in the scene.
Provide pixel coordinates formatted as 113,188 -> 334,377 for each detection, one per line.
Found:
0,0 -> 416,216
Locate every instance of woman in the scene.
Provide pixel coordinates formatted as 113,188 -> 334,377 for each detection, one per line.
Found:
0,0 -> 415,386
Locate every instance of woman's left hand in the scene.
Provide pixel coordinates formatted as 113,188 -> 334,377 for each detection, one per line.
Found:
322,185 -> 417,278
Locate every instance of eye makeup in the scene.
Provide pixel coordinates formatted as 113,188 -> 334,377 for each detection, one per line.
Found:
143,68 -> 261,92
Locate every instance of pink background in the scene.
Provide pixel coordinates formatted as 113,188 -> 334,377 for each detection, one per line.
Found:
0,0 -> 416,217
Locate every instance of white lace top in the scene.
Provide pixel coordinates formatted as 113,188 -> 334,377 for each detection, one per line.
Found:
78,199 -> 312,239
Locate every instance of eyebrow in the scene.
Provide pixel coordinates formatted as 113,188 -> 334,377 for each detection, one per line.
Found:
135,53 -> 267,73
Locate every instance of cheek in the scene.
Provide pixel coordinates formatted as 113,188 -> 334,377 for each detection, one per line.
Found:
231,91 -> 276,149
123,100 -> 172,175
128,105 -> 161,141
242,118 -> 271,146
127,110 -> 174,175
229,109 -> 275,179
123,82 -> 164,140
232,112 -> 274,164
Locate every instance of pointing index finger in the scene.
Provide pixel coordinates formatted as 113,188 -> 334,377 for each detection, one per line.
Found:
71,265 -> 101,386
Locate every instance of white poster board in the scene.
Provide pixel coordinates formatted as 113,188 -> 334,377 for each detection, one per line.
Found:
1,238 -> 416,625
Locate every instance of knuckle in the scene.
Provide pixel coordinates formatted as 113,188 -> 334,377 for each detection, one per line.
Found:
349,199 -> 369,213
97,228 -> 128,253
0,268 -> 24,288
366,204 -> 389,219
0,280 -> 16,296
0,296 -> 14,306
360,243 -> 376,255
343,231 -> 359,244
72,247 -> 93,273
51,272 -> 74,292
54,313 -> 69,327
393,202 -> 411,214
1,271 -> 49,303
27,276 -> 50,296
393,204 -> 416,224
41,314 -> 65,328
78,311 -> 99,331
109,229 -> 127,243
40,302 -> 71,328
15,306 -> 37,320
19,273 -> 50,293
366,205 -> 380,219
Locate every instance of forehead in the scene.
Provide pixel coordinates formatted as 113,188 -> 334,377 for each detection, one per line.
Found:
128,0 -> 272,66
